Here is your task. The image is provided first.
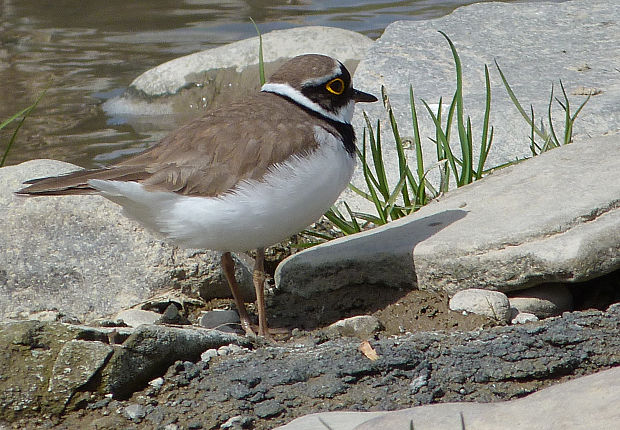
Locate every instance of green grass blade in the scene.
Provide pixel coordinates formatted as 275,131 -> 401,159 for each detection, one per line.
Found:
495,60 -> 547,141
383,86 -> 412,208
361,112 -> 385,193
422,99 -> 460,184
559,80 -> 573,145
324,207 -> 358,235
546,83 -> 560,147
409,85 -> 424,182
439,31 -> 470,186
1,91 -> 46,167
249,18 -> 265,86
476,64 -> 492,179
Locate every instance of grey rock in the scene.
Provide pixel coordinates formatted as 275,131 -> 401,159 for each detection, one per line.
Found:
508,284 -> 574,318
200,348 -> 218,363
156,303 -> 191,325
350,0 -> 619,213
325,315 -> 383,339
101,324 -> 247,398
353,367 -> 620,430
276,135 -> 620,298
449,289 -> 511,323
106,26 -> 372,113
278,367 -> 620,429
0,320 -> 120,420
511,312 -> 539,325
254,399 -> 285,418
276,412 -> 386,430
115,309 -> 161,327
159,307 -> 620,428
48,340 -> 114,410
0,159 -> 254,322
123,403 -> 147,422
199,309 -> 243,334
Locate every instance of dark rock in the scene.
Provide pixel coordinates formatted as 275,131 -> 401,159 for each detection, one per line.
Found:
101,324 -> 247,398
156,304 -> 191,325
199,309 -> 243,334
254,399 -> 284,418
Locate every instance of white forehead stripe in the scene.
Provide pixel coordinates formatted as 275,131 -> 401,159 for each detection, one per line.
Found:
261,82 -> 350,124
300,63 -> 343,87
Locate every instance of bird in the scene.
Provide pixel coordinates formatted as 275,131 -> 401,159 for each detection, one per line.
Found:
16,53 -> 377,338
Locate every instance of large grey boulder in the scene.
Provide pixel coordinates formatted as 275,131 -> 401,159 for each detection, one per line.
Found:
105,26 -> 373,117
277,367 -> 620,430
349,0 -> 619,212
0,159 -> 254,322
276,134 -> 620,297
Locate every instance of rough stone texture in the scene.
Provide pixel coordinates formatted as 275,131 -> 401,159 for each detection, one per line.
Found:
0,321 -> 115,421
114,309 -> 160,327
276,135 -> 620,298
449,289 -> 511,323
0,159 -> 254,322
48,340 -> 113,412
131,26 -> 370,96
199,309 -> 243,335
104,307 -> 618,429
325,315 -> 384,339
511,312 -> 539,325
104,26 -> 372,117
101,324 -> 248,399
279,367 -> 620,430
349,0 -> 619,212
508,284 -> 574,318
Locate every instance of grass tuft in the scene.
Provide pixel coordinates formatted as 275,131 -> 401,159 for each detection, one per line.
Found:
315,32 -> 590,239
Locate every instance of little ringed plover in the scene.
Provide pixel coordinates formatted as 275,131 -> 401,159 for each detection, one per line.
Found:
17,53 -> 377,338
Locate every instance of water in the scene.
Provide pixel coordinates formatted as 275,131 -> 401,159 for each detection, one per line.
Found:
1,0 -> 536,168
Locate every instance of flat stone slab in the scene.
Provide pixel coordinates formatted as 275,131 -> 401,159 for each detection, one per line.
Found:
348,0 -> 619,212
0,159 -> 254,322
276,134 -> 620,296
277,367 -> 620,430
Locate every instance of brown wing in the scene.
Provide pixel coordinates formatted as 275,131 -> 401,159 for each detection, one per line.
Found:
17,92 -> 323,197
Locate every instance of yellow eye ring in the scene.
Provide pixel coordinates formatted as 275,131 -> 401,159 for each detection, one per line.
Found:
325,78 -> 345,95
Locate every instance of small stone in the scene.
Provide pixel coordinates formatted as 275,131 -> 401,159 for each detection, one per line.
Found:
148,377 -> 164,390
325,315 -> 384,338
221,415 -> 253,429
511,312 -> 539,324
201,349 -> 218,362
199,309 -> 243,334
254,399 -> 284,418
115,309 -> 160,327
509,284 -> 573,318
156,304 -> 191,325
123,403 -> 146,422
449,289 -> 511,322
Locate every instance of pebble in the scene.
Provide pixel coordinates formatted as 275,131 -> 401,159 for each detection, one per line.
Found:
123,403 -> 147,422
115,309 -> 160,327
508,284 -> 573,318
511,312 -> 539,324
148,377 -> 164,390
199,309 -> 243,334
325,315 -> 384,338
201,349 -> 218,362
449,289 -> 511,322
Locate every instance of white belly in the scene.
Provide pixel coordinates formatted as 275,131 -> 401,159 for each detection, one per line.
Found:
89,128 -> 355,251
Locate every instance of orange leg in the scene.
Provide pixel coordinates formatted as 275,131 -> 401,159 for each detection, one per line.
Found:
253,247 -> 270,337
221,252 -> 255,336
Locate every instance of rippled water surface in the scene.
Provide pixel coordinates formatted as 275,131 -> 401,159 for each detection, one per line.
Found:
1,0 -> 548,167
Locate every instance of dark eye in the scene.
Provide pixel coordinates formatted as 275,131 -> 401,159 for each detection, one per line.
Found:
325,78 -> 345,95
